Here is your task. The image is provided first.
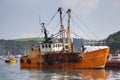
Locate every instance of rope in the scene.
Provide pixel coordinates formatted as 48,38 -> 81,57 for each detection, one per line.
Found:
72,11 -> 99,41
50,12 -> 67,37
46,11 -> 58,27
71,17 -> 91,40
71,31 -> 82,38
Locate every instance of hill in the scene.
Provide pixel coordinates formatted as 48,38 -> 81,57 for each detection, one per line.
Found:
106,31 -> 120,53
15,37 -> 44,41
0,31 -> 120,55
0,38 -> 42,55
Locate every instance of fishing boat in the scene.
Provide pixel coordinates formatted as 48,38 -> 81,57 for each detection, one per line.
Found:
20,7 -> 109,69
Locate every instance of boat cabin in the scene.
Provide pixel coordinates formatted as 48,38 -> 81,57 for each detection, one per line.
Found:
28,39 -> 72,58
39,42 -> 63,52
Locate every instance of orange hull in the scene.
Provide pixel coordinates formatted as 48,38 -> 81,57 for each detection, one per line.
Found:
20,48 -> 109,69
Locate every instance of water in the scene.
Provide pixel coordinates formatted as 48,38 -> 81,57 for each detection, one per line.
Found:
0,59 -> 120,80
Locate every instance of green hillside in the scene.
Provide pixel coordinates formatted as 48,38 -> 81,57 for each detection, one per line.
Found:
15,37 -> 44,41
0,31 -> 120,55
106,31 -> 120,53
0,37 -> 43,55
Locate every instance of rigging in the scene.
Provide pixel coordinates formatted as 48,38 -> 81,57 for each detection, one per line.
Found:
72,11 -> 99,41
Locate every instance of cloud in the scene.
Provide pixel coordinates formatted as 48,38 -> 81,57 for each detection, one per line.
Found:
62,0 -> 79,8
79,0 -> 99,15
114,0 -> 120,7
62,0 -> 99,15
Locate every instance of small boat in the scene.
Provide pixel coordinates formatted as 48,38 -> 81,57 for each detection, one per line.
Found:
20,7 -> 109,69
5,53 -> 17,63
9,59 -> 17,63
5,59 -> 17,63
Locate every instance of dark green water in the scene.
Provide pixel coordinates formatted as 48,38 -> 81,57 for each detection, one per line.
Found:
0,59 -> 120,80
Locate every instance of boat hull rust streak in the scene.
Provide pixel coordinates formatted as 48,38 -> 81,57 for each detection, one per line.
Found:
20,48 -> 109,69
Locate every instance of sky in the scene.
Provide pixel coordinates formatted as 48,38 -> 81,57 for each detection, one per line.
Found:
0,0 -> 120,40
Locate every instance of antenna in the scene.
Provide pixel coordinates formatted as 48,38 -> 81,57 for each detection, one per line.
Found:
39,15 -> 42,26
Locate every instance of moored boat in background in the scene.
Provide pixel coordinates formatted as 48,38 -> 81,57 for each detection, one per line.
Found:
106,53 -> 120,68
5,59 -> 17,63
4,53 -> 17,63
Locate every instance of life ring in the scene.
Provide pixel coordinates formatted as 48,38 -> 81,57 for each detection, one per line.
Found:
20,59 -> 24,63
27,59 -> 31,64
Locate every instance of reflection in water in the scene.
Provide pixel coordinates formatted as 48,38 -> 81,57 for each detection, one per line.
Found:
27,69 -> 107,80
76,69 -> 107,80
106,68 -> 120,80
1,60 -> 120,80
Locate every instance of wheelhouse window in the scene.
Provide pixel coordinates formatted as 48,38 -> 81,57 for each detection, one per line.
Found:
58,44 -> 60,47
60,44 -> 61,47
56,44 -> 57,47
45,44 -> 47,48
31,47 -> 37,52
53,44 -> 55,47
49,44 -> 51,48
42,44 -> 44,48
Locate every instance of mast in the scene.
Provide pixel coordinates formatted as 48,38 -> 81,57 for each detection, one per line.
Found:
58,7 -> 65,51
67,9 -> 71,52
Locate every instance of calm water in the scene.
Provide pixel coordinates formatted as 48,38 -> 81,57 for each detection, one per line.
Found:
0,59 -> 120,80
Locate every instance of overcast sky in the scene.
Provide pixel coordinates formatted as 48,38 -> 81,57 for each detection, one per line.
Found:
0,0 -> 120,40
